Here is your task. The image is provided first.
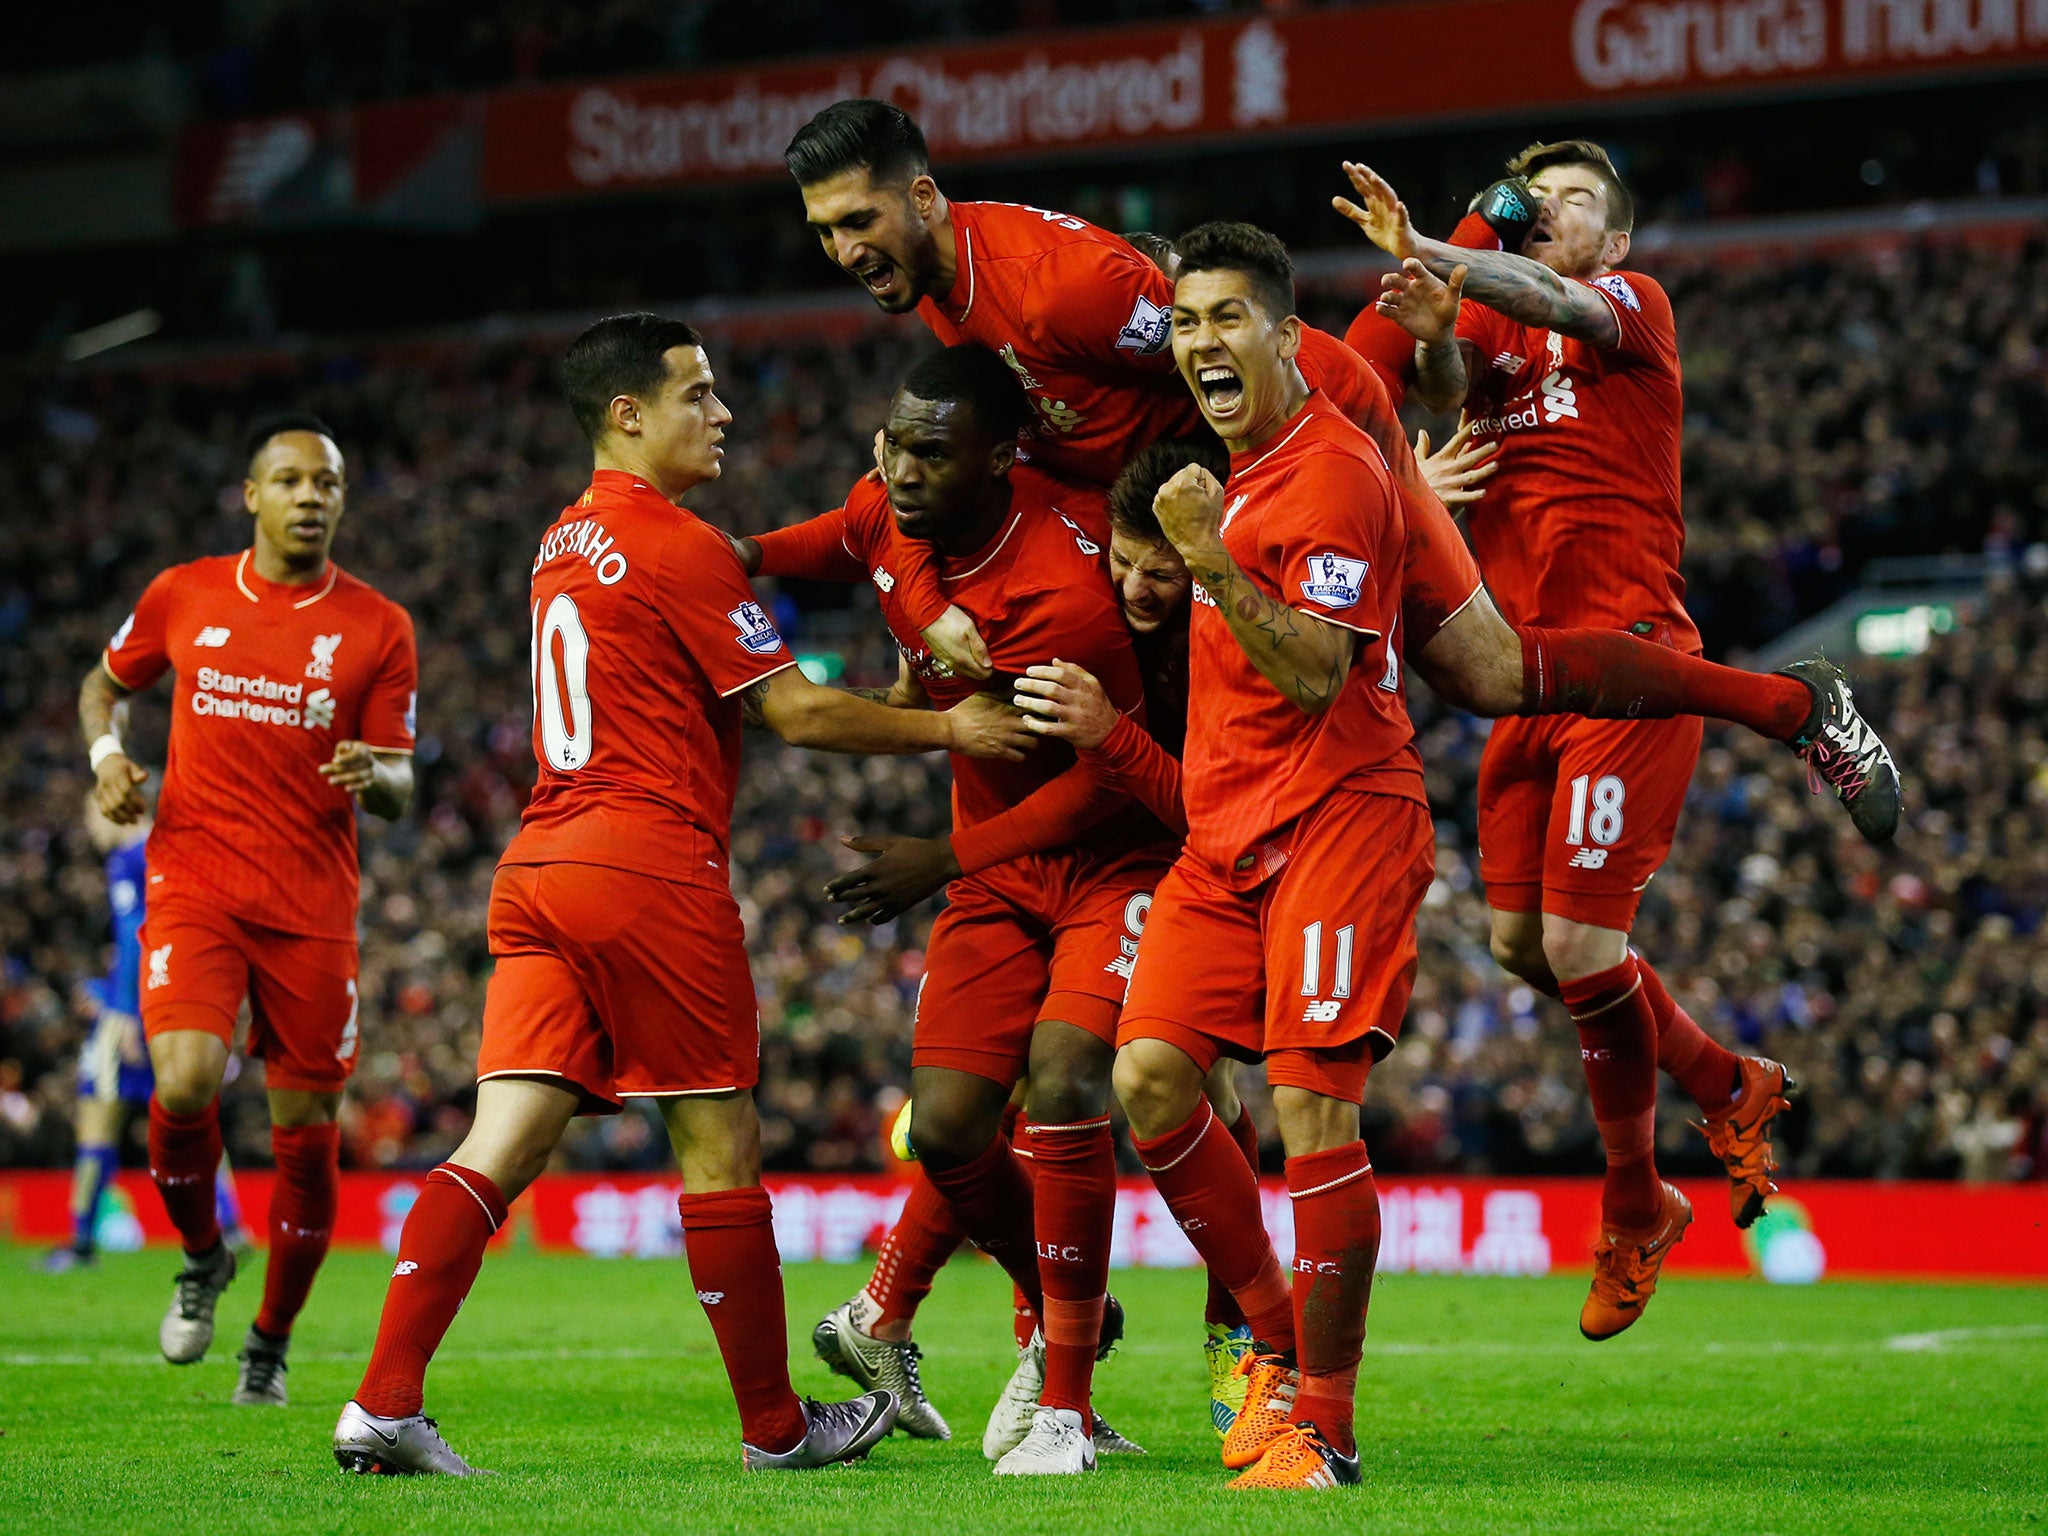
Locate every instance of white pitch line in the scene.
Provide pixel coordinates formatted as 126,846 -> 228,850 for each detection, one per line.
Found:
1884,1323 -> 2048,1353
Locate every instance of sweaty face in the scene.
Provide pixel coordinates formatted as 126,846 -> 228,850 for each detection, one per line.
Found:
1522,164 -> 1623,278
1109,530 -> 1189,635
245,431 -> 345,570
1171,268 -> 1298,443
633,345 -> 731,488
881,391 -> 1009,544
802,168 -> 945,315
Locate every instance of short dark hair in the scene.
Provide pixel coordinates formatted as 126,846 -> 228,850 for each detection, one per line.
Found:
786,99 -> 930,188
1124,231 -> 1176,271
243,411 -> 336,472
561,313 -> 704,444
1507,139 -> 1635,234
1171,221 -> 1295,321
1109,435 -> 1228,543
897,344 -> 1029,444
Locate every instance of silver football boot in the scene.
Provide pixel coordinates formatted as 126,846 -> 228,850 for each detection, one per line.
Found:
742,1391 -> 899,1471
812,1299 -> 950,1439
159,1241 -> 237,1364
231,1326 -> 289,1405
333,1400 -> 491,1475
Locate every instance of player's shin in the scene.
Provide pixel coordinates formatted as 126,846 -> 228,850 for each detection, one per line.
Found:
1519,626 -> 1812,741
254,1121 -> 339,1339
859,1166 -> 967,1337
922,1136 -> 1045,1315
678,1186 -> 807,1455
1206,1106 -> 1264,1328
1561,956 -> 1663,1229
354,1163 -> 507,1419
71,1143 -> 120,1253
1284,1142 -> 1379,1458
147,1096 -> 224,1253
1131,1102 -> 1294,1350
1023,1117 -> 1116,1416
1636,957 -> 1740,1115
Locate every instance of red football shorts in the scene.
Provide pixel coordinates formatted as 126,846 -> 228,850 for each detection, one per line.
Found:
138,889 -> 360,1094
1478,712 -> 1704,932
913,845 -> 1174,1086
478,862 -> 758,1111
1399,482 -> 1485,652
1118,790 -> 1434,1105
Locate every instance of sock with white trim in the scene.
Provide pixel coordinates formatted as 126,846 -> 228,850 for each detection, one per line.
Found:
1285,1141 -> 1379,1457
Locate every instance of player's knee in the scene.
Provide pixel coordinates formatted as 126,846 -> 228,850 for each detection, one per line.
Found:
1024,1049 -> 1111,1126
1541,922 -> 1628,984
1489,924 -> 1549,984
1112,1042 -> 1202,1142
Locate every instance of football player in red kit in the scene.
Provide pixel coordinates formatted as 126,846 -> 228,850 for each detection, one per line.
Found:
737,345 -> 1176,1475
1336,144 -> 1900,1335
333,316 -> 1033,1476
1106,222 -> 1426,1491
83,413 -> 416,1404
782,97 -> 1900,843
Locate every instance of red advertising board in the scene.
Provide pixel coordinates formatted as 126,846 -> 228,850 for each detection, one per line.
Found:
176,1 -> 2048,223
3,1171 -> 2042,1283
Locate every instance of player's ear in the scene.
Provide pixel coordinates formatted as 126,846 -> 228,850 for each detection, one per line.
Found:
910,174 -> 940,221
1276,312 -> 1302,362
1604,228 -> 1630,269
242,478 -> 260,515
608,392 -> 641,439
988,436 -> 1017,478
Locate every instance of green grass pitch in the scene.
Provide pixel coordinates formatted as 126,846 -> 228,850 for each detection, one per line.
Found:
4,1245 -> 2043,1534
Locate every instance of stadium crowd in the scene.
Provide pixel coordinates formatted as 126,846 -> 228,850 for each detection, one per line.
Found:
1,237 -> 2044,1185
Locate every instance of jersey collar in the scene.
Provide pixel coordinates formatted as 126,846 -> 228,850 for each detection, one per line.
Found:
235,548 -> 339,609
937,206 -> 977,322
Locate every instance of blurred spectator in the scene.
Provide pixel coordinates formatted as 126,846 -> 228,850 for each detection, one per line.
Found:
2,240 -> 2045,1183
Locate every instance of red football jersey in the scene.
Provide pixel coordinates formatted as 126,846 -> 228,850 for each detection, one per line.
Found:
1454,269 -> 1699,651
102,551 -> 416,940
500,470 -> 796,886
1181,396 -> 1425,888
757,466 -> 1148,838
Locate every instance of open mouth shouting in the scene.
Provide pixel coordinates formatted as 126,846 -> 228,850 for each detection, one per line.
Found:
1196,364 -> 1245,419
854,257 -> 901,303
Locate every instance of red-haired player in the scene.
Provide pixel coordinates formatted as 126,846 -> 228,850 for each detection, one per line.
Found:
82,413 -> 417,1404
1336,144 -> 1897,1335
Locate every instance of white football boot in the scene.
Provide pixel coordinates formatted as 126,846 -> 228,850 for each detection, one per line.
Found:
982,1330 -> 1045,1460
992,1406 -> 1096,1475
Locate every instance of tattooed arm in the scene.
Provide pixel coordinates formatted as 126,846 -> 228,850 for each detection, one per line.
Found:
1152,465 -> 1354,716
1334,160 -> 1619,348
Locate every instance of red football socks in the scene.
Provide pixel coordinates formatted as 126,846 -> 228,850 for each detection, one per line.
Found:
1636,957 -> 1742,1116
1520,626 -> 1814,742
354,1163 -> 506,1418
863,1167 -> 966,1333
1024,1117 -> 1116,1415
254,1121 -> 339,1339
1205,1105 -> 1265,1328
1132,1102 -> 1294,1351
922,1133 -> 1044,1317
1285,1141 -> 1380,1458
678,1186 -> 806,1455
147,1097 -> 224,1254
1561,956 -> 1663,1229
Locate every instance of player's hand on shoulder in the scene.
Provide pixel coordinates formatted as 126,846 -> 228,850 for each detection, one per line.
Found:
944,691 -> 1036,762
823,833 -> 961,924
1333,161 -> 1416,259
1013,661 -> 1117,751
1416,416 -> 1499,510
922,604 -> 992,680
1153,463 -> 1226,554
93,753 -> 148,824
318,740 -> 379,796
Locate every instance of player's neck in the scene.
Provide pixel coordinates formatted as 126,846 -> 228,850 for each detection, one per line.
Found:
593,447 -> 699,507
928,194 -> 958,298
1223,368 -> 1311,457
930,481 -> 1012,561
249,539 -> 330,587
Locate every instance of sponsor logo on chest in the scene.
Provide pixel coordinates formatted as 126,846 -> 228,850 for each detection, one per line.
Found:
187,628 -> 348,733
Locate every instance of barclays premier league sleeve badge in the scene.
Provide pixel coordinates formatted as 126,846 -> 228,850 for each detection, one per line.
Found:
1115,295 -> 1171,355
729,601 -> 784,655
1299,553 -> 1368,611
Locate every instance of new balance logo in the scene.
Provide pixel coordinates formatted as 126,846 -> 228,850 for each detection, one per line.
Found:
393,1260 -> 419,1276
696,1290 -> 725,1305
1492,351 -> 1526,374
1104,935 -> 1140,981
306,632 -> 342,679
146,943 -> 172,990
1568,847 -> 1608,870
1302,1000 -> 1343,1023
194,626 -> 232,647
871,565 -> 895,593
1541,370 -> 1579,422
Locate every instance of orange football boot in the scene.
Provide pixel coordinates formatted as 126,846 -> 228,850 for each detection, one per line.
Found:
1579,1180 -> 1693,1341
1694,1057 -> 1795,1228
1228,1424 -> 1361,1490
1220,1351 -> 1300,1469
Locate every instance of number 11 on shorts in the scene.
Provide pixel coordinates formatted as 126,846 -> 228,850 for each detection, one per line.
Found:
1300,921 -> 1354,998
